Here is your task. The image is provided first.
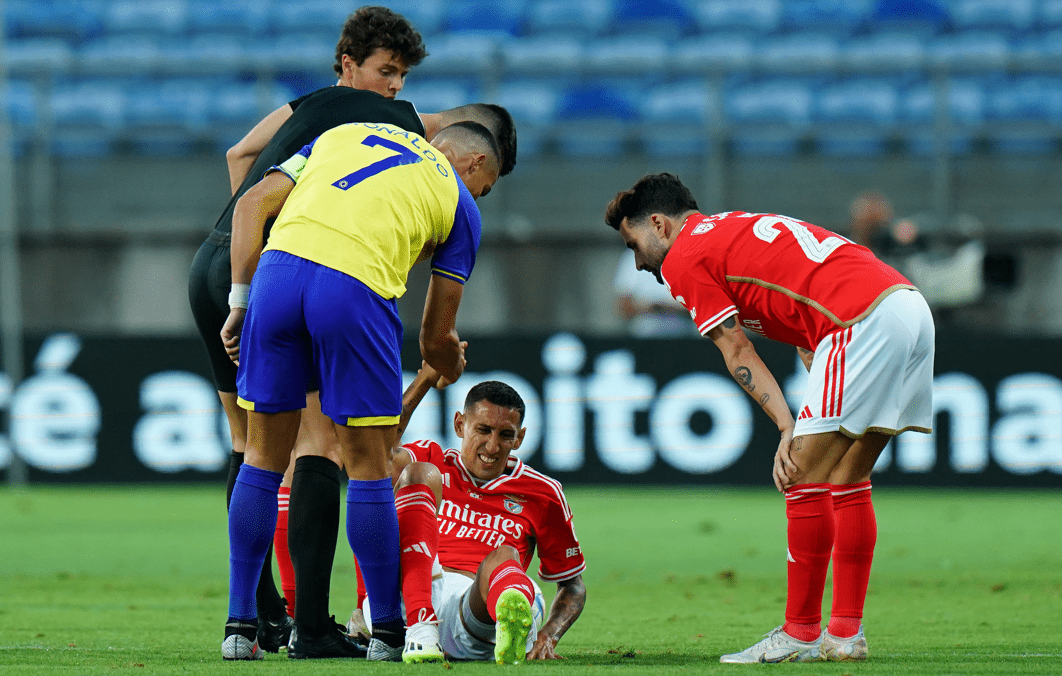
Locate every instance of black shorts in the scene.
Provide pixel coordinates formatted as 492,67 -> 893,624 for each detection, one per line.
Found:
188,231 -> 238,392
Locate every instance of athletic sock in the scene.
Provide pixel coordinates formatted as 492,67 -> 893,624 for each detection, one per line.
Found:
274,486 -> 296,618
829,481 -> 876,638
783,483 -> 834,642
288,455 -> 341,635
225,449 -> 285,619
485,562 -> 534,622
228,464 -> 284,620
346,478 -> 402,624
395,485 -> 439,626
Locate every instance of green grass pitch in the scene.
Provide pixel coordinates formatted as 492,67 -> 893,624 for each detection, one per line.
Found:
1,485 -> 1059,675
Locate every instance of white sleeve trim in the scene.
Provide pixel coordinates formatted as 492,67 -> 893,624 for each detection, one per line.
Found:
538,561 -> 586,582
697,306 -> 739,335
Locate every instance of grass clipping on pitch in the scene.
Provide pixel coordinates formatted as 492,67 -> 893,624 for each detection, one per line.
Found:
0,485 -> 1060,675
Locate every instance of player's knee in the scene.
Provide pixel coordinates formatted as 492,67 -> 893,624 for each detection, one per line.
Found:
396,461 -> 442,493
478,545 -> 520,577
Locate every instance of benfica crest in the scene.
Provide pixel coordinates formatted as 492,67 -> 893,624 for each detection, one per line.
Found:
503,497 -> 524,514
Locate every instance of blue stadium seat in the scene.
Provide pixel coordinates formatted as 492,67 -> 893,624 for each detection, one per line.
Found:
208,80 -> 298,148
815,78 -> 899,155
7,0 -> 104,43
868,0 -> 950,37
103,0 -> 188,37
841,32 -> 926,71
985,76 -> 1062,154
378,0 -> 445,37
123,78 -> 213,131
164,36 -> 251,74
186,0 -> 269,37
496,78 -> 565,155
416,33 -> 499,74
398,79 -> 479,113
756,34 -> 840,72
79,37 -> 163,75
778,0 -> 872,38
265,33 -> 337,73
900,77 -> 987,154
691,0 -> 781,36
554,82 -> 638,156
584,35 -> 669,73
48,79 -> 125,156
524,0 -> 614,36
5,39 -> 75,76
443,0 -> 525,38
1011,30 -> 1062,68
639,80 -> 714,157
726,78 -> 813,155
500,35 -> 584,73
4,80 -> 37,131
1041,0 -> 1062,29
611,0 -> 692,39
268,1 -> 352,37
674,34 -> 754,72
927,32 -> 1010,70
951,0 -> 1036,34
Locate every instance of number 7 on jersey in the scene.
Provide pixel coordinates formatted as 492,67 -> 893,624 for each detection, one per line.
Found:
332,135 -> 424,191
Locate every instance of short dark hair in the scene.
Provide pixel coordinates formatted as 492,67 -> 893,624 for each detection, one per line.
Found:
333,6 -> 427,75
464,381 -> 526,424
436,121 -> 502,169
440,104 -> 517,177
605,173 -> 700,231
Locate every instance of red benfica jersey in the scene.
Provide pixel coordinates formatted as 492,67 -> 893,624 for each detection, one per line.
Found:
660,211 -> 915,350
404,439 -> 586,583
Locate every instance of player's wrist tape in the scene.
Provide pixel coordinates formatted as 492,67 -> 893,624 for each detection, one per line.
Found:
228,284 -> 250,309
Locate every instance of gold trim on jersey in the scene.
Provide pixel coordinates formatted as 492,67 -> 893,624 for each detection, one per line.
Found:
344,414 -> 401,427
237,396 -> 255,411
837,424 -> 933,439
723,279 -> 918,328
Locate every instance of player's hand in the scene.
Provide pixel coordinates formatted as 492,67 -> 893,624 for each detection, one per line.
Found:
527,634 -> 563,660
220,307 -> 246,365
437,341 -> 468,388
773,427 -> 797,492
418,360 -> 443,389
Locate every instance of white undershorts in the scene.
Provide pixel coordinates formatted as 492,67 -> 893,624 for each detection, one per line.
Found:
435,571 -> 544,661
793,289 -> 935,439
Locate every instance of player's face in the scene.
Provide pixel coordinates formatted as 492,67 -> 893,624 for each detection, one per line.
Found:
455,401 -> 526,482
619,217 -> 667,284
342,49 -> 409,98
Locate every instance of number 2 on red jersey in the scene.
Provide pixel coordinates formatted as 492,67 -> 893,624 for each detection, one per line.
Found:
752,215 -> 850,263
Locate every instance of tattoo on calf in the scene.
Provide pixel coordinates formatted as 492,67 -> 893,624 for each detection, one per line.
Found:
734,366 -> 754,391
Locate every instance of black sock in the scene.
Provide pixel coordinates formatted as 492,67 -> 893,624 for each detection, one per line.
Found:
225,616 -> 258,640
289,455 -> 343,636
225,449 -> 243,508
226,449 -> 286,620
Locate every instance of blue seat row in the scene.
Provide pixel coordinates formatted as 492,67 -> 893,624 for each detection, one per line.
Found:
8,0 -> 1062,44
8,28 -> 1062,77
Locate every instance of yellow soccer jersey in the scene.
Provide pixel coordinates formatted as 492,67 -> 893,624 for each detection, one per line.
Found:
263,122 -> 482,299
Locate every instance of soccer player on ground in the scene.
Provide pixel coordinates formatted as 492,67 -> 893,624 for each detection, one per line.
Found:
220,119 -> 501,662
382,366 -> 586,664
188,5 -> 426,654
605,173 -> 934,664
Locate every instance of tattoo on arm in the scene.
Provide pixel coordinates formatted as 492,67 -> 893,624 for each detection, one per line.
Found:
734,366 -> 755,392
759,393 -> 770,406
541,575 -> 586,644
722,316 -> 737,329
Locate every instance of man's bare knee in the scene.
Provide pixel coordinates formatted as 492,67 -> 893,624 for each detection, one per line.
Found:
396,462 -> 443,504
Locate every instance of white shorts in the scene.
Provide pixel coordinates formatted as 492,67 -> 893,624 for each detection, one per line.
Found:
793,289 -> 934,439
435,571 -> 544,661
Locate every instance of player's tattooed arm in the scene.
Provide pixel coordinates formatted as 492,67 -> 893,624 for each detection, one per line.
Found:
797,347 -> 815,372
734,366 -> 755,392
528,574 -> 587,660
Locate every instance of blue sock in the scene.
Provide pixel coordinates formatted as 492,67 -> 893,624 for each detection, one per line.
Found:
228,464 -> 283,621
346,478 -> 401,624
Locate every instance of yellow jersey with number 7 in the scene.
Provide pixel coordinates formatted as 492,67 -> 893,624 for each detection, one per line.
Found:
262,122 -> 482,300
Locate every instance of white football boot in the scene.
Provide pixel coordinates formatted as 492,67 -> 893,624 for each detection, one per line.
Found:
821,625 -> 868,661
719,626 -> 822,664
402,620 -> 445,664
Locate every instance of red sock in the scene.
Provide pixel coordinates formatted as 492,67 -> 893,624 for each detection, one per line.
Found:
274,486 -> 296,618
354,556 -> 366,610
396,485 -> 439,625
485,562 -> 534,622
828,482 -> 875,638
783,484 -> 834,642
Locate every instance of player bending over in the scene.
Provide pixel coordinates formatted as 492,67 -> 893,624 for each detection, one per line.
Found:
605,173 -> 934,664
371,367 -> 586,664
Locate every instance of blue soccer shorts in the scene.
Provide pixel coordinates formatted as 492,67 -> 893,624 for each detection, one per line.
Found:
236,250 -> 402,426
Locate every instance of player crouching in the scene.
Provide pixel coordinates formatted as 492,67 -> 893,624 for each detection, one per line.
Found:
359,367 -> 586,663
